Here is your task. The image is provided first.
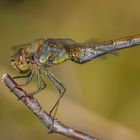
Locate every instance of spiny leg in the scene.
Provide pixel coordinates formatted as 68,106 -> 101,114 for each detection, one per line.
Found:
45,71 -> 66,117
19,71 -> 35,86
12,71 -> 34,86
28,70 -> 46,97
17,70 -> 46,101
11,71 -> 34,93
48,72 -> 65,117
36,70 -> 46,93
13,71 -> 32,79
50,86 -> 66,117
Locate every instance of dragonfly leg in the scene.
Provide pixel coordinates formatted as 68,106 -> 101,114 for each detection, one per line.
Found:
50,87 -> 66,117
12,71 -> 34,86
13,71 -> 32,79
11,71 -> 34,92
27,70 -> 46,97
45,71 -> 66,117
18,70 -> 46,100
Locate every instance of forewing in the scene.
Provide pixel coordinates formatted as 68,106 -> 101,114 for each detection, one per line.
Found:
11,38 -> 44,51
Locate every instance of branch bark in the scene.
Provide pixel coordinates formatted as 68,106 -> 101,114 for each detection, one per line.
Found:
2,74 -> 98,140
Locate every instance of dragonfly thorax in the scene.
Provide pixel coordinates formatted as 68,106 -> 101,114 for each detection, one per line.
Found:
11,48 -> 31,73
37,43 -> 69,67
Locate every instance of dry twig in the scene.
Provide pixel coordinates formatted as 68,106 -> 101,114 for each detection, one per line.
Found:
2,74 -> 98,140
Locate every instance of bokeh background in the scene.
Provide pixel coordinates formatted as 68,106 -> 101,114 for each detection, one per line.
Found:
0,0 -> 140,140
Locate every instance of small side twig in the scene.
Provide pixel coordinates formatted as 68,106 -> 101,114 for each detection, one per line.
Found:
2,74 -> 98,140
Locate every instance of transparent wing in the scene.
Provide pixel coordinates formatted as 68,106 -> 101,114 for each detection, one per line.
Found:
45,38 -> 77,49
11,38 -> 44,51
61,38 -> 100,49
47,38 -> 76,45
12,43 -> 32,51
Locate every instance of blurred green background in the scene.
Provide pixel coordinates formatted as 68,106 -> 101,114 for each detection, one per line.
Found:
0,0 -> 140,140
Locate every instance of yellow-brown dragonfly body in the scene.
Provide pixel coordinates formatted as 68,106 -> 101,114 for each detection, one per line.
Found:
10,34 -> 140,116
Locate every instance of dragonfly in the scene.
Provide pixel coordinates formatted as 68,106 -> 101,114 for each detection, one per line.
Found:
11,34 -> 140,116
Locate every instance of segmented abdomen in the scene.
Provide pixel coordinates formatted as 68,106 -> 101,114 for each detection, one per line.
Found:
70,34 -> 140,64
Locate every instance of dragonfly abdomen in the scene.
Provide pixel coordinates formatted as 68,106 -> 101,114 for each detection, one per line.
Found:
70,47 -> 98,64
71,34 -> 140,64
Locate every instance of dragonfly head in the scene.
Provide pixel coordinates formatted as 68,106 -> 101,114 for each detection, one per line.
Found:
11,48 -> 30,73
